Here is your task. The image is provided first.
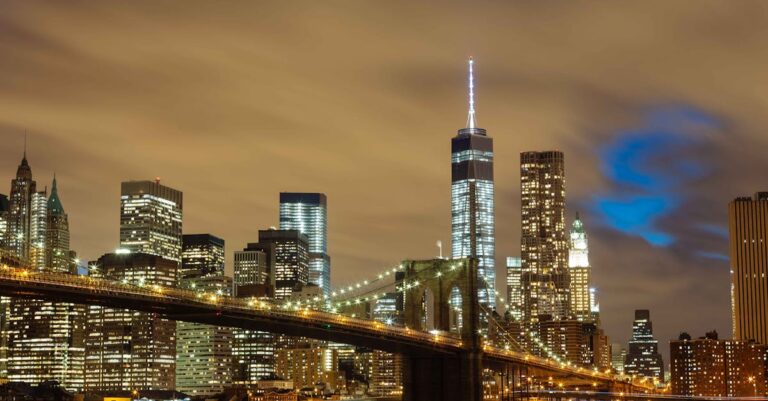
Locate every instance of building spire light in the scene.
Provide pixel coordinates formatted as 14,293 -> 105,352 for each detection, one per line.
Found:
466,56 -> 476,129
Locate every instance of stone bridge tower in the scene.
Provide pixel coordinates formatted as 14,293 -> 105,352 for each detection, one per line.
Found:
401,258 -> 483,401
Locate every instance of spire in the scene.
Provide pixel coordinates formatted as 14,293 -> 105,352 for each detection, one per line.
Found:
48,174 -> 65,215
23,131 -> 27,160
466,56 -> 476,129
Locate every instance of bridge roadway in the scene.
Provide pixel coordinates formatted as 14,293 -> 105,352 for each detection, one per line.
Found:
516,390 -> 766,401
0,265 -> 649,392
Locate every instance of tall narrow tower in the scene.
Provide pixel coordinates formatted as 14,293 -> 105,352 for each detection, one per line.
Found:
7,149 -> 36,261
451,57 -> 496,308
568,213 -> 594,322
520,151 -> 569,323
279,193 -> 330,295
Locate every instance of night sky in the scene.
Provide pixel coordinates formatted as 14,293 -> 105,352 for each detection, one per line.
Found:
2,1 -> 768,362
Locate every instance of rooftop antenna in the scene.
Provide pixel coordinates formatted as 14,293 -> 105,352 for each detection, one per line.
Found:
436,240 -> 443,259
23,130 -> 27,159
466,56 -> 476,129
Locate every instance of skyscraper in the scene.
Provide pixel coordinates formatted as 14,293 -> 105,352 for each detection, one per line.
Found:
568,213 -> 593,322
5,160 -> 85,391
505,257 -> 522,321
7,151 -> 35,262
451,57 -> 495,308
180,234 -> 225,279
0,194 -> 9,252
728,192 -> 768,345
45,176 -> 70,273
256,229 -> 309,300
176,234 -> 232,396
119,180 -> 183,262
279,193 -> 330,295
623,309 -> 664,381
520,150 -> 569,322
84,252 -> 177,391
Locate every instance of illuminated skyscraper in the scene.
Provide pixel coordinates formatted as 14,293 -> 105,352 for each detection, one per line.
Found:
45,176 -> 70,273
180,234 -> 224,279
505,257 -> 522,321
256,229 -> 309,300
451,57 -> 495,308
234,246 -> 271,289
568,213 -> 594,322
119,180 -> 183,262
176,234 -> 232,396
520,150 -> 569,322
280,193 -> 330,295
624,309 -> 664,381
728,193 -> 768,345
0,194 -> 9,252
5,160 -> 85,390
84,252 -> 177,391
7,150 -> 35,262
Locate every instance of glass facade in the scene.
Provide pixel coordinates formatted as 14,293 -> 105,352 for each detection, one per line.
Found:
279,193 -> 330,295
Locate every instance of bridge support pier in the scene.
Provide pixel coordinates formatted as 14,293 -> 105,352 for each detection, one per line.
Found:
402,349 -> 482,401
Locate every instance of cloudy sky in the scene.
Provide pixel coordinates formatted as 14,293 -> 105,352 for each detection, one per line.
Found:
2,1 -> 767,360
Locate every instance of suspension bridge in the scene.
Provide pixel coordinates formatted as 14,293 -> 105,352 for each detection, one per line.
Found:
0,258 -> 660,401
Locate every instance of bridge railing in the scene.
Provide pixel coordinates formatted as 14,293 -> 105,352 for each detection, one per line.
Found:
0,265 -> 464,349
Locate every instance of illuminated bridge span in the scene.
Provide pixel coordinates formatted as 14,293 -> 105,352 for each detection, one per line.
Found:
0,260 -> 653,401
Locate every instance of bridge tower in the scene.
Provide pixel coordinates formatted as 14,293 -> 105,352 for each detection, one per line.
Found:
401,258 -> 483,401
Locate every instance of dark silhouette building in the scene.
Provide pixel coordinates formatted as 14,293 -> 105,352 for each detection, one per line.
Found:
624,309 -> 664,381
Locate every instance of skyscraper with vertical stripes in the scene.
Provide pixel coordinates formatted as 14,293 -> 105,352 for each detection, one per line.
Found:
728,192 -> 768,345
451,57 -> 495,308
279,193 -> 329,295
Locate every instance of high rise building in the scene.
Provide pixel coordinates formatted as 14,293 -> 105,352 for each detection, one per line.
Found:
234,246 -> 271,294
569,213 -> 594,322
5,160 -> 85,391
255,229 -> 309,300
671,331 -> 766,397
176,234 -> 232,396
624,309 -> 664,381
7,151 -> 35,262
180,234 -> 224,279
119,180 -> 183,262
45,176 -> 70,273
279,193 -> 330,295
0,194 -> 9,252
520,150 -> 569,322
451,57 -> 495,308
84,252 -> 177,391
611,343 -> 626,374
176,275 -> 233,396
728,193 -> 768,345
28,190 -> 47,270
506,257 -> 522,321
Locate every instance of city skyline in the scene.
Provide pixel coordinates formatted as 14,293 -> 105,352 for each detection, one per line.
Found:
2,1 -> 768,364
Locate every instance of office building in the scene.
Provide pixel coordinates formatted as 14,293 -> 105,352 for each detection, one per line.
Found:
176,234 -> 232,396
180,234 -> 224,279
255,229 -> 308,300
176,275 -> 233,396
234,244 -> 271,291
84,252 -> 177,391
624,310 -> 664,381
45,176 -> 70,273
0,194 -> 9,251
7,150 -> 35,262
520,150 -> 569,322
451,57 -> 495,308
275,344 -> 339,391
569,213 -> 594,322
581,322 -> 611,370
119,180 -> 183,262
537,317 -> 582,365
671,331 -> 766,397
728,193 -> 768,344
280,193 -> 330,295
506,257 -> 522,321
611,343 -> 626,374
5,159 -> 85,391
